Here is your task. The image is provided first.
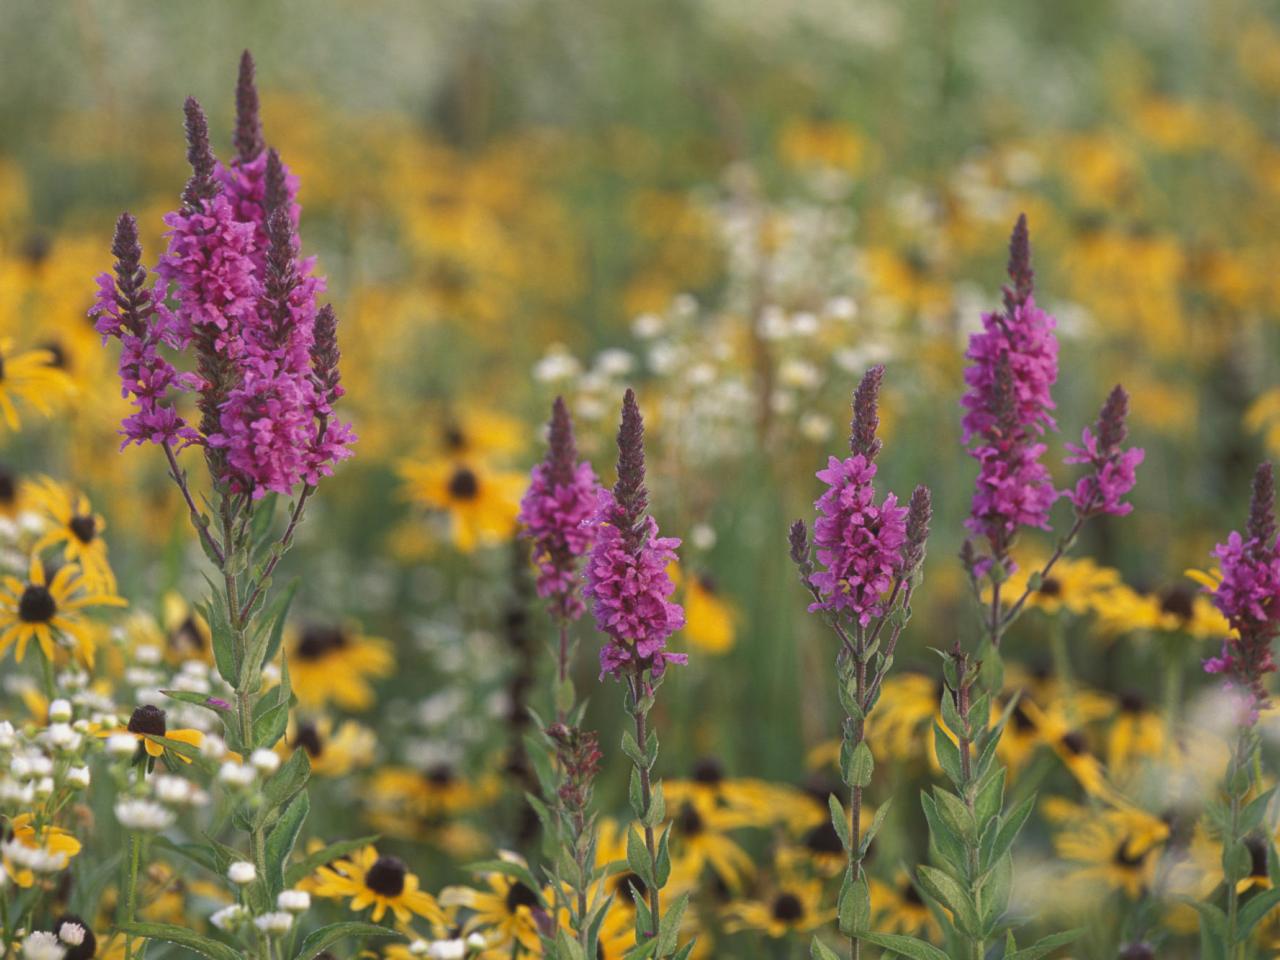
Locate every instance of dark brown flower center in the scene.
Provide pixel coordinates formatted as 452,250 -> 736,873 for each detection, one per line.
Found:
294,723 -> 324,758
771,892 -> 805,923
364,856 -> 407,897
614,872 -> 647,904
69,514 -> 97,544
1119,691 -> 1147,714
692,757 -> 724,785
40,341 -> 68,370
1060,730 -> 1089,755
1112,838 -> 1147,869
1037,577 -> 1062,598
443,425 -> 467,451
448,467 -> 479,500
0,467 -> 14,506
1246,835 -> 1269,877
53,914 -> 96,960
296,625 -> 347,660
169,615 -> 205,653
127,704 -> 167,737
424,764 -> 455,787
505,881 -> 539,913
1160,585 -> 1195,621
902,881 -> 924,906
675,802 -> 704,837
805,821 -> 844,856
18,585 -> 56,623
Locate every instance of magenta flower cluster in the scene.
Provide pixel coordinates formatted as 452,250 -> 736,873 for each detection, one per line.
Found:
1203,465 -> 1280,722
1063,388 -> 1143,518
519,398 -> 601,619
91,60 -> 352,499
808,454 -> 907,626
961,295 -> 1059,550
584,390 -> 686,680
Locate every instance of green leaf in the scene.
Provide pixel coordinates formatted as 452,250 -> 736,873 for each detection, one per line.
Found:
201,594 -> 239,688
980,852 -> 1013,932
1005,928 -> 1083,960
655,825 -> 672,888
118,923 -> 241,960
252,697 -> 291,750
810,939 -> 843,960
1224,839 -> 1252,884
257,748 -> 310,827
285,835 -> 379,887
1238,888 -> 1280,938
932,787 -> 976,845
860,799 -> 891,858
852,931 -> 949,960
1181,899 -> 1227,960
828,794 -> 851,852
292,921 -> 400,960
916,865 -> 980,936
837,871 -> 870,935
626,826 -> 655,888
974,768 -> 1005,824
933,721 -> 965,788
266,791 -> 309,895
983,794 -> 1035,872
160,689 -> 233,714
846,741 -> 874,788
259,578 -> 299,666
920,792 -> 967,876
645,781 -> 666,828
1242,788 -> 1277,834
655,890 -> 690,956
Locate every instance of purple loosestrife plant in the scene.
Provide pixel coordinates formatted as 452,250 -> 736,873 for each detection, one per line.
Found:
901,217 -> 1140,960
586,389 -> 690,957
791,365 -> 932,960
89,53 -> 369,960
518,398 -> 612,959
1199,463 -> 1280,954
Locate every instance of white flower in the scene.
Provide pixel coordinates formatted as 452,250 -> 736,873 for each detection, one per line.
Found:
631,312 -> 666,339
533,346 -> 582,383
250,749 -> 281,774
218,761 -> 255,787
254,912 -> 293,935
45,724 -> 79,751
133,644 -> 162,665
153,775 -> 207,807
228,861 -> 256,885
0,720 -> 15,749
2,837 -> 70,874
407,940 -> 431,957
465,933 -> 488,949
35,777 -> 54,798
595,348 -> 635,377
209,904 -> 249,931
106,734 -> 138,757
20,931 -> 65,960
114,799 -> 176,832
277,889 -> 311,913
201,734 -> 228,760
48,700 -> 72,723
57,922 -> 85,946
67,766 -> 91,789
689,523 -> 717,552
426,940 -> 466,960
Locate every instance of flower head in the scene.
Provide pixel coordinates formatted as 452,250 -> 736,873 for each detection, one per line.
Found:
584,390 -> 685,679
1201,463 -> 1280,722
962,215 -> 1060,558
518,397 -> 599,619
1064,385 -> 1144,517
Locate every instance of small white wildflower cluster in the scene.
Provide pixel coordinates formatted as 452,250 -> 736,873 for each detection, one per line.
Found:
406,932 -> 489,958
0,693 -> 94,847
210,883 -> 311,940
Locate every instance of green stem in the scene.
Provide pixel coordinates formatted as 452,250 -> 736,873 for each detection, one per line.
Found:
628,673 -> 663,947
124,831 -> 141,960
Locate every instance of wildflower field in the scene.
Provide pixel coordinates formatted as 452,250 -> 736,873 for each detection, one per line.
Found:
6,2 -> 1280,958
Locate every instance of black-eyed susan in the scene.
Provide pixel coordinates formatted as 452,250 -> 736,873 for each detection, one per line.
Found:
997,554 -> 1123,617
440,852 -> 546,954
1046,796 -> 1169,900
0,555 -> 125,663
99,705 -> 204,766
0,338 -> 76,430
27,476 -> 116,593
366,764 -> 499,824
432,408 -> 525,461
287,715 -> 376,777
669,566 -> 737,655
311,845 -> 446,925
665,793 -> 755,892
870,871 -> 942,940
0,813 -> 82,887
721,874 -> 832,938
161,592 -> 212,663
664,757 -> 802,830
1106,691 -> 1168,777
399,457 -> 524,553
287,622 -> 394,711
0,462 -> 21,517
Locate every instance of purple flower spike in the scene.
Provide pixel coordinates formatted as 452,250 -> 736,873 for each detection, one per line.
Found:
519,397 -> 601,619
1064,385 -> 1144,518
962,216 -> 1060,560
1201,463 -> 1280,723
585,390 -> 686,679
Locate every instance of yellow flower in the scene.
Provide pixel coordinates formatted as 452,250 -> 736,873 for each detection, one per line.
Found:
663,792 -> 755,892
670,565 -> 737,655
287,622 -> 394,711
287,715 -> 376,778
1,812 -> 82,887
26,476 -> 116,593
99,704 -> 204,764
440,851 -> 545,953
400,457 -> 524,553
161,591 -> 213,663
870,871 -> 942,941
1047,797 -> 1168,901
0,555 -> 125,663
1106,692 -> 1168,777
312,845 -> 446,925
722,873 -> 832,938
997,554 -> 1122,617
0,337 -> 76,430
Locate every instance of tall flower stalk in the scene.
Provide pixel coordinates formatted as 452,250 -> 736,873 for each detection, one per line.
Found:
518,397 -> 611,959
90,52 -> 375,960
1197,463 -> 1280,958
584,389 -> 691,958
789,365 -> 932,960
